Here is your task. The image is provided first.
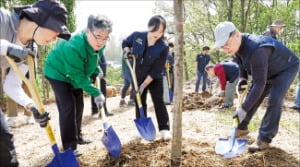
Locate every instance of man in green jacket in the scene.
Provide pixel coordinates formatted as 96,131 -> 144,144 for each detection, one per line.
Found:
44,14 -> 112,157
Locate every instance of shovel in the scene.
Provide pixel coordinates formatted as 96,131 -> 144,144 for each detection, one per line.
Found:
166,61 -> 173,103
125,54 -> 156,141
95,77 -> 122,157
5,56 -> 79,167
215,84 -> 249,158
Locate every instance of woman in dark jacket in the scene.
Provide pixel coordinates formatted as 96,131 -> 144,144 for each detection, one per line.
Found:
122,15 -> 171,140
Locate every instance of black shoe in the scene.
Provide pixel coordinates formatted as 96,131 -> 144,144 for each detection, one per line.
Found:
78,137 -> 92,145
91,109 -> 99,116
73,150 -> 82,157
289,105 -> 300,111
105,110 -> 114,116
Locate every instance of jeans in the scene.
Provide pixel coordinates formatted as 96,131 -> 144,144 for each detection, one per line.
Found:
238,63 -> 299,143
294,82 -> 300,107
195,71 -> 208,92
121,71 -> 135,99
224,78 -> 239,106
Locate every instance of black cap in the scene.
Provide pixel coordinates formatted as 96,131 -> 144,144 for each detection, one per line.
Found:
14,0 -> 71,40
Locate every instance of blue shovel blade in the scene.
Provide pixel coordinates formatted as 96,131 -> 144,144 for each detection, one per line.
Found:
169,89 -> 173,103
46,145 -> 79,167
101,126 -> 122,158
134,117 -> 156,141
223,139 -> 248,158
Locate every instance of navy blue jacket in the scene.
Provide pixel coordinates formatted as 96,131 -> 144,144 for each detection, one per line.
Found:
236,33 -> 299,111
122,31 -> 168,81
221,62 -> 239,83
196,53 -> 210,73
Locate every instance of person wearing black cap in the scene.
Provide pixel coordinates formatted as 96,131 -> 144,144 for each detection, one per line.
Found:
0,0 -> 70,166
122,15 -> 171,140
214,21 -> 299,152
44,14 -> 112,156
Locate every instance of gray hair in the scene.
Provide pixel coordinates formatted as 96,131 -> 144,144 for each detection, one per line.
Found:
87,14 -> 112,33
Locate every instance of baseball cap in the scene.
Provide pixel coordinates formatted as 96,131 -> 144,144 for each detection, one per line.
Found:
13,0 -> 71,40
214,21 -> 236,48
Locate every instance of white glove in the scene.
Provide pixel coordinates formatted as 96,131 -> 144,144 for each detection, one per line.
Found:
232,108 -> 247,123
94,94 -> 105,108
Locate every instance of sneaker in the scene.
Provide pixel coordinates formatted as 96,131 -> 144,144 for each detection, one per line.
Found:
128,99 -> 135,106
236,129 -> 249,137
248,139 -> 270,153
73,149 -> 82,157
119,99 -> 126,107
160,130 -> 171,141
6,117 -> 16,128
218,104 -> 231,109
25,116 -> 35,125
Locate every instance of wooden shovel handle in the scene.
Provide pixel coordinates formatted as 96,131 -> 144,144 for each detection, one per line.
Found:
5,56 -> 56,145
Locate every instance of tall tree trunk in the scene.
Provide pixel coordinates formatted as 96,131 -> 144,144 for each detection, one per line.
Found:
241,0 -> 245,32
171,0 -> 184,166
227,0 -> 234,21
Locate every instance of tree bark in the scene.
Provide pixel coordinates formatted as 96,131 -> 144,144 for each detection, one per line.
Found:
171,0 -> 184,166
227,0 -> 234,21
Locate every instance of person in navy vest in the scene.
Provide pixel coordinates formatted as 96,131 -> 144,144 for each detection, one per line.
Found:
122,15 -> 171,140
214,21 -> 299,152
205,61 -> 239,109
195,46 -> 210,93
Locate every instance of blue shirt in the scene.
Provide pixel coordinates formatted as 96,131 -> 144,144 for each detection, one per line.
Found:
196,53 -> 210,73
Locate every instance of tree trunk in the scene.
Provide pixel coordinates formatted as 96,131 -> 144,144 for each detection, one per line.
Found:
227,0 -> 234,21
171,0 -> 184,166
241,0 -> 245,32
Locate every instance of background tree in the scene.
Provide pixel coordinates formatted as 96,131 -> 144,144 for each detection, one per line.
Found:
171,0 -> 184,166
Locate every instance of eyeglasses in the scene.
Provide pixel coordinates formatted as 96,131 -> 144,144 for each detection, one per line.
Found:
91,31 -> 110,43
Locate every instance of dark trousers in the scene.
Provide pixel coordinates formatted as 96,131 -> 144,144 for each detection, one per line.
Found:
135,78 -> 170,130
46,77 -> 84,150
0,109 -> 18,167
91,78 -> 108,113
238,63 -> 299,143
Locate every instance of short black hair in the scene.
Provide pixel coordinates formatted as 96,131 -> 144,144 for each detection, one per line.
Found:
203,46 -> 210,51
168,42 -> 174,48
148,15 -> 167,32
205,64 -> 215,71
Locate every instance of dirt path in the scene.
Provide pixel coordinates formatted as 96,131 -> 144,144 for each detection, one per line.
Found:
9,87 -> 300,167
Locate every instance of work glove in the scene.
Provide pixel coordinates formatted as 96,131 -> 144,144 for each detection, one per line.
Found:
232,108 -> 247,123
138,83 -> 147,95
237,79 -> 248,92
7,43 -> 35,62
123,50 -> 134,59
30,107 -> 50,128
218,91 -> 225,97
94,94 -> 105,108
